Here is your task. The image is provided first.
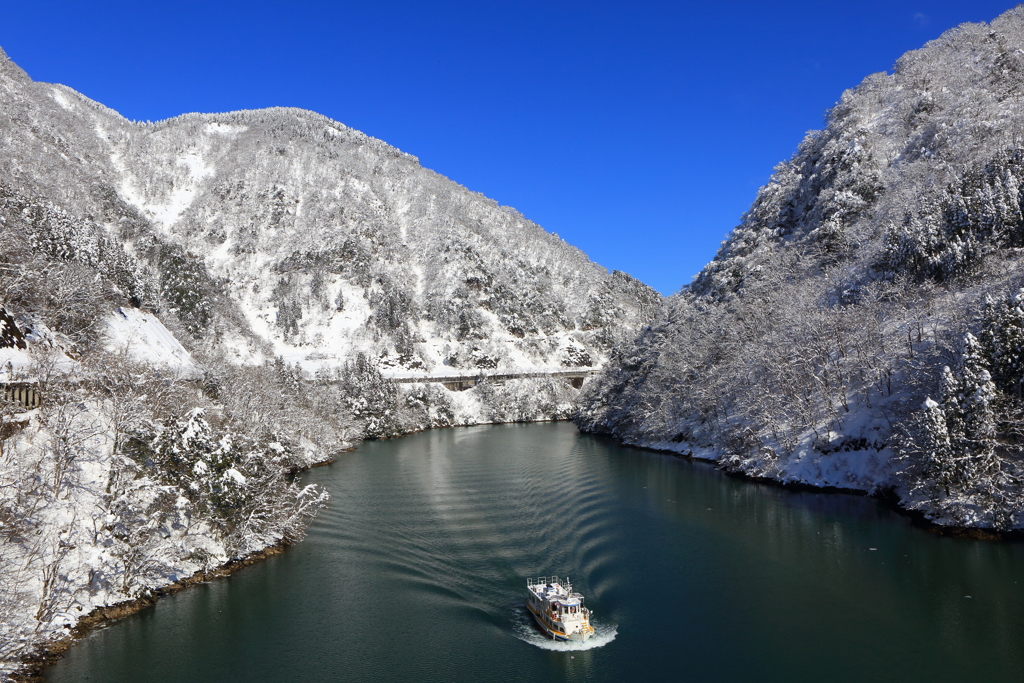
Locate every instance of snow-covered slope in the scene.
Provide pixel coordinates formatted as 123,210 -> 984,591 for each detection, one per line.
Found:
577,7 -> 1024,530
102,307 -> 200,378
0,51 -> 659,376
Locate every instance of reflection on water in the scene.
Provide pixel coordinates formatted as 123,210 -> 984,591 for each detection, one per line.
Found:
47,423 -> 1024,683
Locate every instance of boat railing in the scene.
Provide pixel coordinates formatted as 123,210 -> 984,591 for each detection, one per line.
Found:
527,575 -> 574,592
528,575 -> 563,589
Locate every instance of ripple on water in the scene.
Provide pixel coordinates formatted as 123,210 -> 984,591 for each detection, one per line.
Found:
44,423 -> 1024,683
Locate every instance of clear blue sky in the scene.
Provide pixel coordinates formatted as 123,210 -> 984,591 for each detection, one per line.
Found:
0,1 -> 1017,294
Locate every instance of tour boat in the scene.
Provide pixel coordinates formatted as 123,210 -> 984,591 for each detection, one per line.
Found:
526,576 -> 595,642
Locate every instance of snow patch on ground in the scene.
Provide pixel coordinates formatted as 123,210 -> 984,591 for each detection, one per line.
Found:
0,323 -> 79,383
217,328 -> 266,366
141,149 -> 214,228
204,122 -> 247,136
628,394 -> 901,493
102,307 -> 200,378
108,142 -> 215,231
49,89 -> 73,112
0,347 -> 34,382
634,439 -> 723,462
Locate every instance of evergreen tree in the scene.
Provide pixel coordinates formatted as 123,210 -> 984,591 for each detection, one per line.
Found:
917,396 -> 955,495
982,289 -> 1024,397
146,409 -> 250,516
334,353 -> 402,438
947,334 -> 999,485
918,334 -> 1001,507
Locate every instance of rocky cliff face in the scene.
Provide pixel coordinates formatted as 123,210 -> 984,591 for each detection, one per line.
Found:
577,7 -> 1024,530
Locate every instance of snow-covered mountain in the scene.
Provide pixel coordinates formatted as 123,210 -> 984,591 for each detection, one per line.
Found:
577,7 -> 1024,530
0,47 -> 658,375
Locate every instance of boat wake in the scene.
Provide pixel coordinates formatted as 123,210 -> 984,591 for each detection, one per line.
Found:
512,610 -> 617,651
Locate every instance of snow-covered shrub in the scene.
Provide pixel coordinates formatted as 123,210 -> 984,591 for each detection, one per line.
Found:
475,377 -> 576,423
331,353 -> 402,438
127,408 -> 328,546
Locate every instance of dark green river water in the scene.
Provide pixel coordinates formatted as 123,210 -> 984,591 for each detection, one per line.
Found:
46,422 -> 1024,682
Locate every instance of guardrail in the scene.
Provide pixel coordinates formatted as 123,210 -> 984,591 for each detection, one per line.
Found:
387,369 -> 598,391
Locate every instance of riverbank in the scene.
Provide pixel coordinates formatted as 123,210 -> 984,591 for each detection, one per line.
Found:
0,405 -> 338,683
11,542 -> 290,683
24,399 -> 1008,682
599,432 -> 1016,541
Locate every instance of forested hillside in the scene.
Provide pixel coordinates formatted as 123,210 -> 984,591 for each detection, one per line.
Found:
0,49 -> 657,375
577,6 -> 1024,530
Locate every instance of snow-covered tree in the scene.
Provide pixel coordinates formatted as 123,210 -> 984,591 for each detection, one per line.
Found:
981,289 -> 1024,398
940,334 -> 1000,488
331,353 -> 402,439
914,396 -> 955,496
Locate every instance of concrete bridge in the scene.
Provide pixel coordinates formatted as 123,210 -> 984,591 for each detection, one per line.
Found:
386,368 -> 599,391
0,370 -> 600,413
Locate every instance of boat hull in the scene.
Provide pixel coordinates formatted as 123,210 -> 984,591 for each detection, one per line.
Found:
526,602 -> 591,642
